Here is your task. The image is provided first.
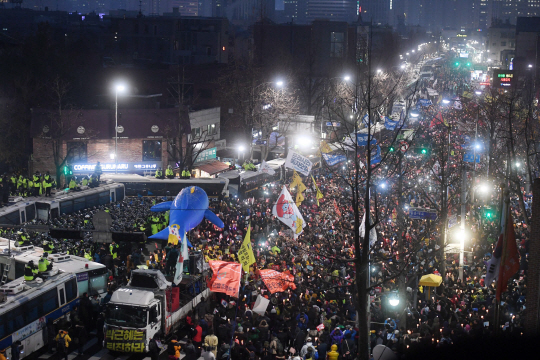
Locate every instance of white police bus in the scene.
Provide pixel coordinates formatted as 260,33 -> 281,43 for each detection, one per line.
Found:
0,272 -> 79,358
0,238 -> 108,298
0,183 -> 125,225
35,183 -> 125,220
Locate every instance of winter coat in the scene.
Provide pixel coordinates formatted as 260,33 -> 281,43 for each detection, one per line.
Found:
327,344 -> 339,360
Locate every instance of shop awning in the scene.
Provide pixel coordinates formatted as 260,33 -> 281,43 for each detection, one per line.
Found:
193,160 -> 230,175
418,274 -> 442,287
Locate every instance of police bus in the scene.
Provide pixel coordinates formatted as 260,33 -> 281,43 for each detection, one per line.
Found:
0,272 -> 79,358
35,183 -> 125,220
101,174 -> 229,199
0,199 -> 37,226
0,238 -> 108,298
0,183 -> 125,225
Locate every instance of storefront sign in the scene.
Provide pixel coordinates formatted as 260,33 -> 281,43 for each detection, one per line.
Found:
72,162 -> 162,173
493,69 -> 514,88
105,328 -> 146,352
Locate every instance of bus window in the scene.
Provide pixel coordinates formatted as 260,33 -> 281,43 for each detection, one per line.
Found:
77,278 -> 89,296
60,200 -> 73,215
74,197 -> 86,212
36,203 -> 50,220
0,210 -> 20,225
25,297 -> 41,324
89,272 -> 107,294
86,194 -> 99,208
51,207 -> 59,219
116,188 -> 124,201
21,210 -> 25,223
42,288 -> 59,314
65,277 -> 78,301
26,205 -> 35,222
99,191 -> 109,205
59,288 -> 66,305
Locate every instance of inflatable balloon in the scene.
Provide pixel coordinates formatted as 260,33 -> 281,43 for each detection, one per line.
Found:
148,186 -> 224,245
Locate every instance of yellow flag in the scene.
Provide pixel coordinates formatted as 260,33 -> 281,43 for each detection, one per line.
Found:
320,140 -> 333,154
295,191 -> 304,206
312,175 -> 323,205
298,181 -> 307,193
238,224 -> 256,272
290,170 -> 302,189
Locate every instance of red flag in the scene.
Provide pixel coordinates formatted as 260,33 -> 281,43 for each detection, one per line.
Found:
259,269 -> 296,294
496,207 -> 520,301
430,112 -> 444,128
334,199 -> 342,217
208,261 -> 242,297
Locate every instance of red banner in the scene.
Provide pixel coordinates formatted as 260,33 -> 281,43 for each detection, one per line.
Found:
208,261 -> 242,297
259,269 -> 296,294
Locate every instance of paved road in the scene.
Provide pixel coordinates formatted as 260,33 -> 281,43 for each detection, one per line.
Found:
33,337 -> 205,360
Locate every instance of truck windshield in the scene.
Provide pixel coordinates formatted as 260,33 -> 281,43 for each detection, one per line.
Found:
106,305 -> 147,328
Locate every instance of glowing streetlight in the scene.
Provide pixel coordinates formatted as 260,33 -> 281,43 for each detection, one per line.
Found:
377,69 -> 382,74
475,90 -> 482,95
528,64 -> 533,68
442,99 -> 450,104
114,83 -> 127,174
238,145 -> 245,163
389,292 -> 400,307
276,80 -> 284,87
344,75 -> 351,81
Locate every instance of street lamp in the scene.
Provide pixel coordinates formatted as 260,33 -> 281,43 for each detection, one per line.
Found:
377,69 -> 382,74
475,90 -> 482,96
276,80 -> 284,88
344,75 -> 351,82
442,99 -> 450,104
114,83 -> 126,174
388,292 -> 400,307
238,145 -> 245,164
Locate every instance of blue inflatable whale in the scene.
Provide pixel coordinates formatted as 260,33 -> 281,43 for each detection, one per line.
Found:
148,186 -> 224,245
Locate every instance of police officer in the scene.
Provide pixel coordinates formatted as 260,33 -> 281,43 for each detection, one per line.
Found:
69,177 -> 78,191
24,260 -> 38,281
38,252 -> 53,274
109,241 -> 119,260
94,162 -> 103,181
165,165 -> 174,179
32,171 -> 42,196
81,176 -> 89,187
155,168 -> 163,179
1,173 -> 9,205
17,175 -> 27,195
42,171 -> 54,197
10,173 -> 17,195
42,240 -> 54,254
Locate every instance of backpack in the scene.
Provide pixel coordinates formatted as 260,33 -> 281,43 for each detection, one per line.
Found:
167,341 -> 177,356
57,333 -> 68,351
271,339 -> 283,355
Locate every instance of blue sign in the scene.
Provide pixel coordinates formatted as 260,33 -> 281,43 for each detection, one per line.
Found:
384,117 -> 399,130
463,152 -> 481,163
356,133 -> 377,146
408,207 -> 438,220
417,99 -> 432,107
362,114 -> 371,125
370,145 -> 381,165
326,121 -> 341,127
322,153 -> 347,166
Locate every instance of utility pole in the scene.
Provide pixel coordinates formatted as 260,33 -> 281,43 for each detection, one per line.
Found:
459,166 -> 467,282
397,151 -> 406,330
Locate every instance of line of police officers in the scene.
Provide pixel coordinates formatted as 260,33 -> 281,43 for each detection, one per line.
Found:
0,171 -> 55,200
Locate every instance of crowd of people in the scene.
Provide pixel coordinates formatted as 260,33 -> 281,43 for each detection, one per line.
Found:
0,57 -> 533,360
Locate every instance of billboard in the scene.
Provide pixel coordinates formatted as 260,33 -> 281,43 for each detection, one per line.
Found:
492,69 -> 514,88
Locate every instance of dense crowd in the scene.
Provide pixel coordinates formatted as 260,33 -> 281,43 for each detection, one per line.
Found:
0,59 -> 532,360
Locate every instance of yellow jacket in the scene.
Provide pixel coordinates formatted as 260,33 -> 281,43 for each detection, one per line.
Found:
327,344 -> 339,360
55,331 -> 72,348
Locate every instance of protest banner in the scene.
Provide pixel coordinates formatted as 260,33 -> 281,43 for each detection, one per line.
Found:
208,261 -> 242,297
285,151 -> 313,176
259,269 -> 296,294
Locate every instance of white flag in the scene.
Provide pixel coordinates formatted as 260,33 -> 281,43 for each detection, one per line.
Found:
173,234 -> 190,285
359,213 -> 377,247
253,295 -> 270,315
272,186 -> 306,238
454,98 -> 462,110
259,160 -> 276,175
